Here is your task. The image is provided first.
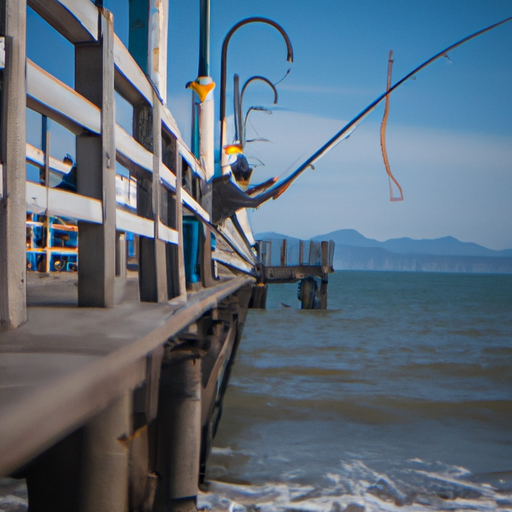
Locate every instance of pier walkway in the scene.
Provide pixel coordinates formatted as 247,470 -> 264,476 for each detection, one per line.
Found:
0,273 -> 252,478
0,2 -> 257,510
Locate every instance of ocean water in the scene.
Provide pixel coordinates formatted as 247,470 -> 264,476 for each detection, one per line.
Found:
199,271 -> 512,512
1,271 -> 511,511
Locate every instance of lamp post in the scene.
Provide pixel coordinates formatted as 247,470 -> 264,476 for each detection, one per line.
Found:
219,17 -> 293,175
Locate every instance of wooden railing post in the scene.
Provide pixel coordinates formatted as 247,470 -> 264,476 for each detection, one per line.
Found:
75,10 -> 116,307
175,153 -> 187,298
0,0 -> 27,329
321,241 -> 329,268
280,238 -> 287,266
137,95 -> 168,302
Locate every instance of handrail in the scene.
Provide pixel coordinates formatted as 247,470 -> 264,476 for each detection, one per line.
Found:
16,2 -> 258,309
27,59 -> 101,135
28,0 -> 99,44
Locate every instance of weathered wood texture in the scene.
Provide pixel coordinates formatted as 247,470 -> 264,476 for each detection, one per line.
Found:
0,0 -> 27,330
25,392 -> 131,512
75,11 -> 116,307
135,96 -> 169,303
153,351 -> 201,509
264,265 -> 329,283
0,275 -> 254,477
28,0 -> 98,44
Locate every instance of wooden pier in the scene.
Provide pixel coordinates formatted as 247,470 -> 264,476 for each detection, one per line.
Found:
0,1 -> 335,510
0,2 -> 258,511
251,238 -> 335,309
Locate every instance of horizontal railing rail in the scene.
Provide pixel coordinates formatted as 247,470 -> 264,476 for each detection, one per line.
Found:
2,0 -> 258,332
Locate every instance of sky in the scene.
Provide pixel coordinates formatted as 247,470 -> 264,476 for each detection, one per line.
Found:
28,1 -> 512,250
164,0 -> 512,250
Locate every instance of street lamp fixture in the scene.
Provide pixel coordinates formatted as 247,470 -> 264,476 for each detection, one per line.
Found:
219,17 -> 293,174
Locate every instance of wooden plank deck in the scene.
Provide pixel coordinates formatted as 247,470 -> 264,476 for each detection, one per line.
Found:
0,273 -> 253,476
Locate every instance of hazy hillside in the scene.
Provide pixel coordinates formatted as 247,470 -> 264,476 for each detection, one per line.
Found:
334,245 -> 512,273
313,229 -> 512,258
256,229 -> 512,273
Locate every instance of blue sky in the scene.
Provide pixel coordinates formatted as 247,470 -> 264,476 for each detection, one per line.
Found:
164,0 -> 512,249
29,1 -> 512,249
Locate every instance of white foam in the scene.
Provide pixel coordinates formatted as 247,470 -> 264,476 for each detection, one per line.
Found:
199,459 -> 507,512
0,494 -> 28,512
211,446 -> 237,456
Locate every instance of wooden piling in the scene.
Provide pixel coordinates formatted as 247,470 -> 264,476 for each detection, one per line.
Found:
320,277 -> 328,309
249,283 -> 268,308
153,350 -> 202,512
80,393 -> 131,512
25,393 -> 131,512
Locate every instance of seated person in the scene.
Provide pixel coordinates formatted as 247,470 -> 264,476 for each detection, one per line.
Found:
55,154 -> 77,192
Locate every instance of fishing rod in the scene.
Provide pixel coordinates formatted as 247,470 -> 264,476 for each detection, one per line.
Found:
253,15 -> 512,203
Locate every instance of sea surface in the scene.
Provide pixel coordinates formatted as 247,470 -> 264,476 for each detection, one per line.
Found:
198,271 -> 512,512
1,271 -> 511,512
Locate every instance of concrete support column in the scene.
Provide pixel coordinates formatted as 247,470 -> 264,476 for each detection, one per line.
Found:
153,351 -> 201,512
75,11 -> 116,307
25,393 -> 131,512
0,0 -> 27,330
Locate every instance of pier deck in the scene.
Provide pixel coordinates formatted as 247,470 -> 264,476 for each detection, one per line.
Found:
0,273 -> 253,477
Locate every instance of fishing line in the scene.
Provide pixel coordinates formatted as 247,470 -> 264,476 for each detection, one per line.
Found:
380,50 -> 404,202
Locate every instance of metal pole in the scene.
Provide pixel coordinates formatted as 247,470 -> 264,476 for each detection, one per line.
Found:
198,0 -> 210,77
190,0 -> 214,181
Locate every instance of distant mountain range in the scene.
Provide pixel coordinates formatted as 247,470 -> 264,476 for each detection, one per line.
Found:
256,229 -> 512,273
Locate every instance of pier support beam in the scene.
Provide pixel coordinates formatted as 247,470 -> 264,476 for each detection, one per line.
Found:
153,349 -> 202,512
319,276 -> 328,310
297,276 -> 328,309
249,283 -> 267,308
298,277 -> 316,309
0,0 -> 27,330
80,393 -> 131,512
25,393 -> 131,512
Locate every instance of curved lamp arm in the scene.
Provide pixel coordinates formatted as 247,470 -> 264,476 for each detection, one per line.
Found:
239,76 -> 278,147
240,75 -> 278,107
219,17 -> 293,159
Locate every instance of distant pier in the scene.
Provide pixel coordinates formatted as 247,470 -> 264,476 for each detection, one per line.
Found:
250,238 -> 335,309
